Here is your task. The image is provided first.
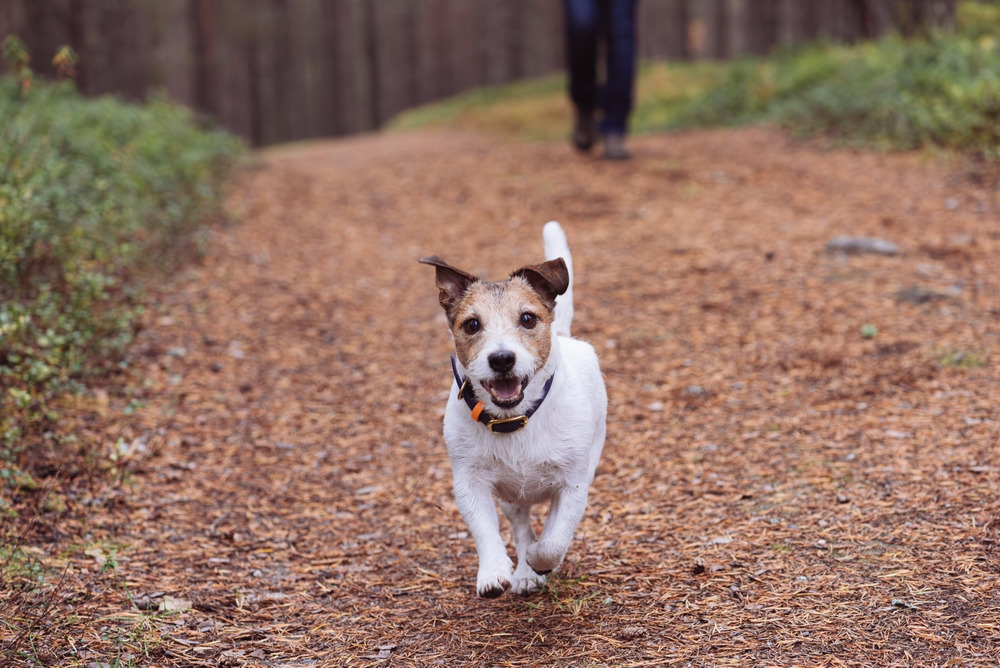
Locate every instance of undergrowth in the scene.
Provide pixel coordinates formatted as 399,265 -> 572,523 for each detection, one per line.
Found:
0,37 -> 242,491
391,1 -> 1000,159
671,2 -> 1000,158
1,530 -> 167,666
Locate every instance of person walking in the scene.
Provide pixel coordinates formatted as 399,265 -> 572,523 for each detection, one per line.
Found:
564,0 -> 639,160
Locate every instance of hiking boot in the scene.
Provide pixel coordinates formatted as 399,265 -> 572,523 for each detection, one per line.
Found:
602,133 -> 631,160
572,108 -> 596,152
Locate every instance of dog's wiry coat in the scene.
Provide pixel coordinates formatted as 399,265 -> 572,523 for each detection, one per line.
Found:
420,222 -> 607,598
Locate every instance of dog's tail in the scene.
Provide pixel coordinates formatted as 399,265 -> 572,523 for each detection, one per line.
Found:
543,221 -> 574,338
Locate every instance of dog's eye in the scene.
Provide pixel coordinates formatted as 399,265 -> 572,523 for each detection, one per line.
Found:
520,313 -> 538,329
462,318 -> 481,335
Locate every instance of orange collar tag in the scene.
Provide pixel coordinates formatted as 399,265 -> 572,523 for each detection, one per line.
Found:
470,401 -> 485,422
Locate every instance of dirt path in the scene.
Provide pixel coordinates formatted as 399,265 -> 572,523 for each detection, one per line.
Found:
9,127 -> 1000,666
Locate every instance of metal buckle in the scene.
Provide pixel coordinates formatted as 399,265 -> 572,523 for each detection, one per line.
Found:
487,415 -> 529,433
457,377 -> 470,400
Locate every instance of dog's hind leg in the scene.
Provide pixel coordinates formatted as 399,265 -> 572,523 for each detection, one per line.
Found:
499,500 -> 547,595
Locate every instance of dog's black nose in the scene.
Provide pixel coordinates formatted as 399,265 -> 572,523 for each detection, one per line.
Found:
488,350 -> 516,373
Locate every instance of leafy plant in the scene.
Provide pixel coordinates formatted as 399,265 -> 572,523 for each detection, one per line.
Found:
0,37 -> 243,483
667,6 -> 1000,158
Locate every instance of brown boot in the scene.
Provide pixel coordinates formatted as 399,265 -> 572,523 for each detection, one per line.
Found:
572,108 -> 596,152
602,133 -> 630,160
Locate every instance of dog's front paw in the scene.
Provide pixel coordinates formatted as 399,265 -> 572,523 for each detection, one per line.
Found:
526,541 -> 564,575
477,562 -> 513,599
510,562 -> 547,595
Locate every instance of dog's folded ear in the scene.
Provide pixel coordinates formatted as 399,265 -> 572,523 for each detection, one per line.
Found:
419,256 -> 479,313
511,258 -> 570,310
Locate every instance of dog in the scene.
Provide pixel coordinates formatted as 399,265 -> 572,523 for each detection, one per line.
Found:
419,221 -> 607,598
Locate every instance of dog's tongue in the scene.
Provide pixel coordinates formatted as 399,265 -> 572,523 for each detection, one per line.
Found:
491,377 -> 521,399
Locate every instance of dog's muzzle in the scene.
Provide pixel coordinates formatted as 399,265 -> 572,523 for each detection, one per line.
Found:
451,356 -> 553,434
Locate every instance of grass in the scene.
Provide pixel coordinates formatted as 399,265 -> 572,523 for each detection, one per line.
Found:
391,1 -> 1000,159
1,538 -> 168,667
938,348 -> 989,369
389,60 -> 732,142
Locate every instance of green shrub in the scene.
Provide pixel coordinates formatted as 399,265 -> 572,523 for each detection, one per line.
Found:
956,1 -> 1000,38
0,37 -> 243,473
668,5 -> 1000,158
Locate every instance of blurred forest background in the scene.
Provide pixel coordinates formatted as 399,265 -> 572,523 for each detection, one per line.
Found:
0,0 -> 955,146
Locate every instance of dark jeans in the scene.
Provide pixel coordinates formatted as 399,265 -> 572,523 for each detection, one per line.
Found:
563,0 -> 639,136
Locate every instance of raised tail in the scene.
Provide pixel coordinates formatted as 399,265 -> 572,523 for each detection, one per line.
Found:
543,221 -> 574,338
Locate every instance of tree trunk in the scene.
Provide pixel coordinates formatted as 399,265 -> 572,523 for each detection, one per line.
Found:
191,0 -> 217,116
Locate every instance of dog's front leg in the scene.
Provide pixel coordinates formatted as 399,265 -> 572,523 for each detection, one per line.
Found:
498,500 -> 547,595
453,479 -> 513,598
526,487 -> 590,575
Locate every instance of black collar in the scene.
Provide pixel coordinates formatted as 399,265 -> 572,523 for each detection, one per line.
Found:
450,355 -> 554,433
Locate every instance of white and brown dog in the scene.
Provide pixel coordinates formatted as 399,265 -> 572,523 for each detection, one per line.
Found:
420,221 -> 606,598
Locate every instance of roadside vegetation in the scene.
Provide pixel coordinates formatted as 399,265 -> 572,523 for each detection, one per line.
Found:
393,2 -> 1000,158
0,37 -> 242,502
5,4 -> 997,499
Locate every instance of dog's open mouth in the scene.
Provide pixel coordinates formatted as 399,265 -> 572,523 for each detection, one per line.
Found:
482,376 -> 526,408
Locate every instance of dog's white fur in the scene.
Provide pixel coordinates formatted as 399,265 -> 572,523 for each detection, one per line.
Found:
422,222 -> 606,598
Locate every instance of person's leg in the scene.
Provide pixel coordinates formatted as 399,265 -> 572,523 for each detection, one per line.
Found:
600,0 -> 638,157
564,0 -> 599,150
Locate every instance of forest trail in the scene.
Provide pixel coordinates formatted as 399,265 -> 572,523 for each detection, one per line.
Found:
11,127 -> 1000,666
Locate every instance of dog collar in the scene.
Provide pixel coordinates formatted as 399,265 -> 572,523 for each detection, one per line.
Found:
450,355 -> 554,433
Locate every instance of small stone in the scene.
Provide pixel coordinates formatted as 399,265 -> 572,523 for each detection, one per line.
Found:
825,236 -> 900,256
132,592 -> 164,611
896,285 -> 946,304
158,596 -> 192,612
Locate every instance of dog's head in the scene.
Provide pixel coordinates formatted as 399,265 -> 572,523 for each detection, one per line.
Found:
419,255 -> 569,413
